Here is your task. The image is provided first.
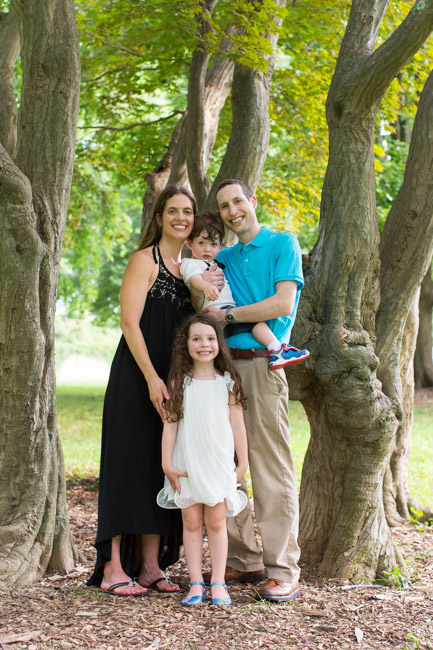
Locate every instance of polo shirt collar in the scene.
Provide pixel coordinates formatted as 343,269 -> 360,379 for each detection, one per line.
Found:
236,226 -> 269,249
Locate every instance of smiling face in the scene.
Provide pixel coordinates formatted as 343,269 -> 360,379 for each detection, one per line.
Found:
216,183 -> 260,244
187,231 -> 221,261
187,322 -> 219,366
158,194 -> 194,242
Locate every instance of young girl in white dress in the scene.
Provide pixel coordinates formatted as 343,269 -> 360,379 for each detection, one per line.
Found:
157,313 -> 248,607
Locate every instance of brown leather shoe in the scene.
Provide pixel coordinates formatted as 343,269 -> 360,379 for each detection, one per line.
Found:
255,579 -> 300,602
225,566 -> 267,585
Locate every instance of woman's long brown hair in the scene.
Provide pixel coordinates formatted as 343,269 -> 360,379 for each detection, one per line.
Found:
137,184 -> 197,251
165,313 -> 247,422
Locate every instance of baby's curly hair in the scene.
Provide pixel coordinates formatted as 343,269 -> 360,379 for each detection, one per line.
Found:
165,313 -> 247,422
187,211 -> 225,244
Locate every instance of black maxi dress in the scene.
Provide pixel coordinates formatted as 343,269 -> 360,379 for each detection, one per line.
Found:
87,245 -> 193,587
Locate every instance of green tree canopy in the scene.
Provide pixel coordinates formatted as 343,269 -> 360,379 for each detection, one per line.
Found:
62,0 -> 433,321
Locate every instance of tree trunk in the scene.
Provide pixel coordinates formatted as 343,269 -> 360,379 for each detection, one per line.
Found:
141,26 -> 235,231
297,94 -> 403,577
207,1 -> 287,209
185,0 -> 219,209
383,289 -> 433,524
0,7 -> 19,157
0,0 -> 80,587
375,60 -> 433,529
206,60 -> 272,209
414,261 -> 433,388
141,113 -> 187,234
141,1 -> 286,228
293,0 -> 433,581
383,292 -> 418,525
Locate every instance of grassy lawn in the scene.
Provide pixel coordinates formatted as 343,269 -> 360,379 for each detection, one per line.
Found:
411,404 -> 433,506
57,384 -> 433,506
57,384 -> 106,476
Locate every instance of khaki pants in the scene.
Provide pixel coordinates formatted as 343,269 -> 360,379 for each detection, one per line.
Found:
227,357 -> 301,583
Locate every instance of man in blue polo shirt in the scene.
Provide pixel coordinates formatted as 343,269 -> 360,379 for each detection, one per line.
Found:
206,178 -> 303,602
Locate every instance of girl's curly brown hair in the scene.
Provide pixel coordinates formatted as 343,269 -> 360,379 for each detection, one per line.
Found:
165,313 -> 247,422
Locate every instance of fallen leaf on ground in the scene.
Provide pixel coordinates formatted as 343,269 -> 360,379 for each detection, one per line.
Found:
296,605 -> 329,617
354,626 -> 364,643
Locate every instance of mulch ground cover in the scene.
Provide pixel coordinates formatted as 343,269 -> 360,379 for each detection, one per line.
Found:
1,476 -> 432,650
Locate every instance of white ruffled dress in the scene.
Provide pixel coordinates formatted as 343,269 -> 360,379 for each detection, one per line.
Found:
157,371 -> 248,517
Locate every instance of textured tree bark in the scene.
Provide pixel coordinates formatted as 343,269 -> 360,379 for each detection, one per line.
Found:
186,0 -> 219,209
377,66 -> 433,527
383,290 -> 433,524
0,8 -> 19,157
383,293 -> 418,525
414,262 -> 433,388
0,0 -> 80,586
377,69 -> 433,401
292,0 -> 433,580
206,61 -> 271,209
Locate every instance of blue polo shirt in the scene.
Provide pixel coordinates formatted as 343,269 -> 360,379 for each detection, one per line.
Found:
217,226 -> 304,349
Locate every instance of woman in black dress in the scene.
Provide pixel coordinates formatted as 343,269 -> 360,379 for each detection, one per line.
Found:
87,185 -> 196,596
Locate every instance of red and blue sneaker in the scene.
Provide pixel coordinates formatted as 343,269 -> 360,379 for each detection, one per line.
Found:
268,344 -> 310,370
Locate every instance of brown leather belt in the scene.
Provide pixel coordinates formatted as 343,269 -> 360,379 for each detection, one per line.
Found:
230,348 -> 268,360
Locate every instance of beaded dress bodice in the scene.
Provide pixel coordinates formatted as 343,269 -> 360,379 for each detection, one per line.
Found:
147,244 -> 192,317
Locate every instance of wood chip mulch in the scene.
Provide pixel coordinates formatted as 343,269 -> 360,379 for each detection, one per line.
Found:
1,477 -> 432,650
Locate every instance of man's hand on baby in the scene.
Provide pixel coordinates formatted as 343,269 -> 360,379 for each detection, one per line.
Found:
202,306 -> 226,326
202,262 -> 224,290
204,283 -> 220,302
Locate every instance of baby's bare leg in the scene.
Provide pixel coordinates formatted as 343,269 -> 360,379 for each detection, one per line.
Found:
252,322 -> 278,347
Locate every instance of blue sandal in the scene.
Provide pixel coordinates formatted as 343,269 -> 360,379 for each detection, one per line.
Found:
182,581 -> 206,607
210,581 -> 231,606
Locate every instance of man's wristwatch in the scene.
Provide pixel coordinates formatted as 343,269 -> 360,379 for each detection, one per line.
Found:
225,308 -> 236,324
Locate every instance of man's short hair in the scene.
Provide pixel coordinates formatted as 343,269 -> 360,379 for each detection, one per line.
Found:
215,179 -> 254,202
188,211 -> 225,244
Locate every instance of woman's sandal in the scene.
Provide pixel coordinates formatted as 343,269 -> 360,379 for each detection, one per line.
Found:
210,581 -> 231,606
145,576 -> 181,593
182,581 -> 206,607
103,580 -> 147,597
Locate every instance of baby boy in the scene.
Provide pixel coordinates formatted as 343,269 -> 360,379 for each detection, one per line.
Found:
180,212 -> 309,370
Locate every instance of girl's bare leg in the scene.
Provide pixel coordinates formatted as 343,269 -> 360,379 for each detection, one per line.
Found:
137,534 -> 180,591
182,504 -> 206,599
101,535 -> 147,595
204,502 -> 230,600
